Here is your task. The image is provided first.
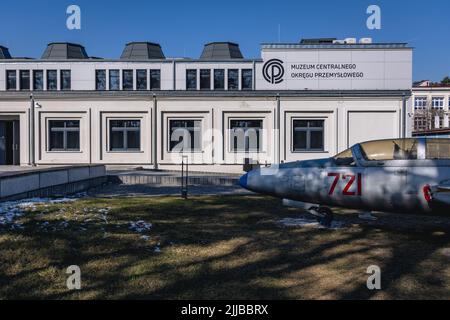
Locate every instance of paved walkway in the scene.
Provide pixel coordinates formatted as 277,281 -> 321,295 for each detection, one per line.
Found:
89,183 -> 252,198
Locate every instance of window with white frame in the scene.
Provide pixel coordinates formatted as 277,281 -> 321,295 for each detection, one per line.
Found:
109,120 -> 141,151
169,120 -> 202,152
48,120 -> 80,151
431,97 -> 444,109
414,97 -> 427,110
229,119 -> 263,152
292,120 -> 325,152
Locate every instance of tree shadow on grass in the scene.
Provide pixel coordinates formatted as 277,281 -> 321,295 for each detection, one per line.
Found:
1,195 -> 450,300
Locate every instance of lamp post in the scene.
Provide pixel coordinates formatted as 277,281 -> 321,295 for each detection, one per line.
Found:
29,94 -> 36,167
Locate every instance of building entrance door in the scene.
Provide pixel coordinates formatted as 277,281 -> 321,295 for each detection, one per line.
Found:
0,120 -> 20,165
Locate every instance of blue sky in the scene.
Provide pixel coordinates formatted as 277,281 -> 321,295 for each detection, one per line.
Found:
0,0 -> 448,81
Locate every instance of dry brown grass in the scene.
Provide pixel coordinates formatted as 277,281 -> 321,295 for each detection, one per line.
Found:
0,195 -> 449,300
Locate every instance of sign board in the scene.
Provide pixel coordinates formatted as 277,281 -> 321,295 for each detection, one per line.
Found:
256,48 -> 412,90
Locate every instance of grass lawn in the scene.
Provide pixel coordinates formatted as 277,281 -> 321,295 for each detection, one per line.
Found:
1,195 -> 450,300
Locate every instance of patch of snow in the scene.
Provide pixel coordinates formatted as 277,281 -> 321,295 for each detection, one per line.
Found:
278,217 -> 345,230
129,220 -> 152,233
0,194 -> 85,229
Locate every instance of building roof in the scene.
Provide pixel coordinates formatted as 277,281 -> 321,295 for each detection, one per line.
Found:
0,45 -> 12,59
261,43 -> 410,50
120,42 -> 165,60
200,42 -> 244,59
41,43 -> 89,59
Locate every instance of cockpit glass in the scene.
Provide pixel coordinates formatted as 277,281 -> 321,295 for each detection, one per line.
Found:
334,148 -> 355,165
426,139 -> 450,159
359,139 -> 419,161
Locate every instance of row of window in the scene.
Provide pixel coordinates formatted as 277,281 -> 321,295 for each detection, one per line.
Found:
95,69 -> 161,91
6,70 -> 71,91
5,68 -> 254,91
47,119 -> 325,153
414,96 -> 450,109
186,69 -> 253,91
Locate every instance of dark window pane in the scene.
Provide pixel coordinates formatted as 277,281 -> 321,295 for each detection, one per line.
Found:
310,131 -> 324,149
110,131 -> 124,150
47,70 -> 57,91
293,131 -> 307,151
20,70 -> 30,90
241,69 -> 253,90
96,70 -> 106,91
200,69 -> 211,90
228,69 -> 238,90
6,70 -> 16,90
150,69 -> 161,90
214,69 -> 224,90
122,70 -> 134,90
109,70 -> 120,90
66,131 -> 80,150
50,131 -> 64,150
33,70 -> 44,90
127,130 -> 140,149
186,69 -> 197,90
136,69 -> 147,90
60,70 -> 71,90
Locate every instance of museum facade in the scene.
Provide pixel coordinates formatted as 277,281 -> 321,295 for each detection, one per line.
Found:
0,38 -> 413,172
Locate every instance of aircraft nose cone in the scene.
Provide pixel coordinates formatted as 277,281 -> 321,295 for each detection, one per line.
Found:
239,173 -> 248,189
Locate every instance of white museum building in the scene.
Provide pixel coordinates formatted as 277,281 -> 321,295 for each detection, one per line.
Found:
0,38 -> 413,173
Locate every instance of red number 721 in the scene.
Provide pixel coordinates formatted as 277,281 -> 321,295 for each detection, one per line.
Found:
328,173 -> 362,196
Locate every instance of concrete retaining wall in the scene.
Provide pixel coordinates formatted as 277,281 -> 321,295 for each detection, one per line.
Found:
0,165 -> 107,200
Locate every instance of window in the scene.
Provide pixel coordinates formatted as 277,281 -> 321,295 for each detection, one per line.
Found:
109,70 -> 120,90
293,120 -> 324,152
60,70 -> 71,91
150,69 -> 161,90
136,70 -> 147,90
47,70 -> 57,91
186,69 -> 197,90
200,69 -> 211,90
33,70 -> 44,91
359,139 -> 419,161
214,69 -> 225,90
122,70 -> 134,91
241,69 -> 253,90
19,70 -> 30,91
96,70 -> 106,91
109,120 -> 141,151
414,116 -> 428,131
414,97 -> 427,109
49,120 -> 80,151
432,97 -> 444,109
230,120 -> 263,152
169,120 -> 202,152
228,69 -> 239,90
6,70 -> 16,90
426,139 -> 450,159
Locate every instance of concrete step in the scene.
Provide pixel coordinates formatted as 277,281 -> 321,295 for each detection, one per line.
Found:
109,174 -> 239,187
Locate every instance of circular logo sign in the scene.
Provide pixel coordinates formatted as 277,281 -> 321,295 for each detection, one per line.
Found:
263,59 -> 285,84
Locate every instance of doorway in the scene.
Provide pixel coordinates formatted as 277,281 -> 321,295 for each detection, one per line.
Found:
0,120 -> 20,165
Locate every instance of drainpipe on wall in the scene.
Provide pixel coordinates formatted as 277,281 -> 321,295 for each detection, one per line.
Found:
276,93 -> 281,164
402,93 -> 407,138
152,94 -> 158,170
29,94 -> 36,167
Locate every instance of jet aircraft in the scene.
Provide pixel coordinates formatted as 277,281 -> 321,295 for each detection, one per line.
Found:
239,138 -> 450,226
